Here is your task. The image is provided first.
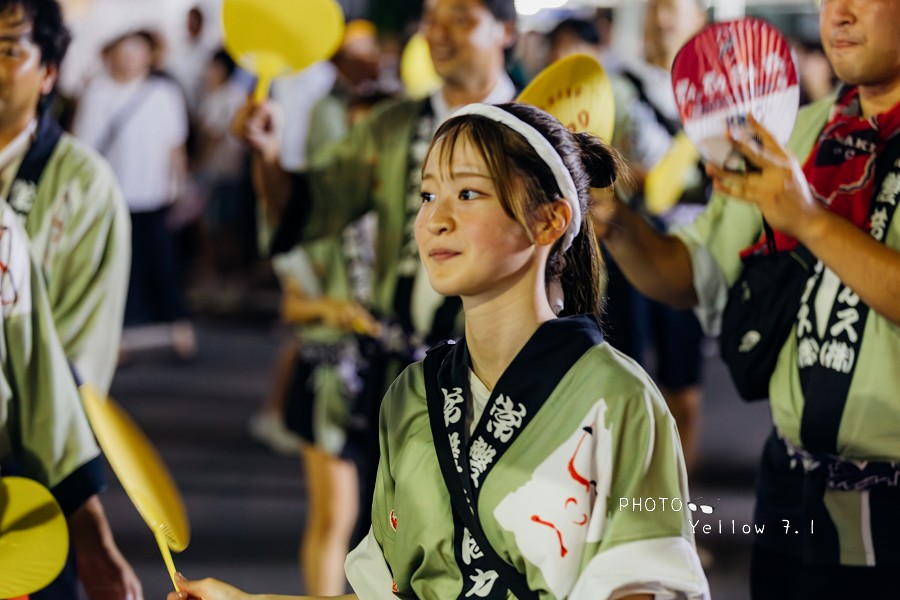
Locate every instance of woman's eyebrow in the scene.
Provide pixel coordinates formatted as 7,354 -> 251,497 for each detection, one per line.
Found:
422,170 -> 492,182
449,171 -> 492,180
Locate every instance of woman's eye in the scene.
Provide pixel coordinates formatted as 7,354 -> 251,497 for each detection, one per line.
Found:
0,45 -> 21,58
420,191 -> 436,203
459,189 -> 481,200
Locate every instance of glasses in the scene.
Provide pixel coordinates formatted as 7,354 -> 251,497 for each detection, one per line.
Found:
687,498 -> 719,514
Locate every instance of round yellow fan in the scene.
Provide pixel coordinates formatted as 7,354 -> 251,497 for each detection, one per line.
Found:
0,476 -> 69,597
644,131 -> 702,215
222,0 -> 345,101
401,33 -> 442,99
518,53 -> 615,142
80,385 -> 190,591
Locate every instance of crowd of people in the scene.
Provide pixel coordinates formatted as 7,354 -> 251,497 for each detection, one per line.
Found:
2,0 -> 898,598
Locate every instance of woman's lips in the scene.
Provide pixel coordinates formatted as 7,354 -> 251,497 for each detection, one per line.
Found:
429,249 -> 461,261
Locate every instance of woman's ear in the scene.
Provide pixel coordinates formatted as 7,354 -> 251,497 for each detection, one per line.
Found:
533,199 -> 571,246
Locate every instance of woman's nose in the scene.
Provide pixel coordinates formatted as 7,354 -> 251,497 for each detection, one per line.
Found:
425,197 -> 454,235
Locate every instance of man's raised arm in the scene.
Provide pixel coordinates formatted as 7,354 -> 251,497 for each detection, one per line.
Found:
592,188 -> 699,309
231,100 -> 293,227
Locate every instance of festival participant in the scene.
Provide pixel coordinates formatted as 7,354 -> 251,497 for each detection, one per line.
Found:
168,102 -> 709,600
0,197 -> 139,600
0,0 -> 139,597
593,0 -> 900,596
73,28 -> 194,359
0,0 -> 130,395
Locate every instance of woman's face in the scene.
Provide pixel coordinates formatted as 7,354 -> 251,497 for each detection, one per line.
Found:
415,134 -> 538,303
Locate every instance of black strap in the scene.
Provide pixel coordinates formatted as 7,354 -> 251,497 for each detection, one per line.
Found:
621,70 -> 682,137
762,220 -> 777,255
7,112 -> 64,218
424,341 -> 539,600
760,219 -> 815,264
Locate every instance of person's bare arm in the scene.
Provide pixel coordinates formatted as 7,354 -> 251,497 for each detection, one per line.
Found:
592,187 -> 699,309
69,495 -> 143,600
231,100 -> 293,227
170,143 -> 189,200
280,279 -> 380,336
168,573 -> 356,600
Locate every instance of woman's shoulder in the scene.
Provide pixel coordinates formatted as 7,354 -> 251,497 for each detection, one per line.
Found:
382,360 -> 427,419
391,359 -> 426,392
379,360 -> 436,449
578,341 -> 657,388
570,341 -> 670,414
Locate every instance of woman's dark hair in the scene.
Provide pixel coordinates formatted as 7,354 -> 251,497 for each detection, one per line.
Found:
429,102 -> 623,318
0,0 -> 70,67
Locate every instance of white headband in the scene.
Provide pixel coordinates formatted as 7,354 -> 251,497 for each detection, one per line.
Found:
450,104 -> 582,251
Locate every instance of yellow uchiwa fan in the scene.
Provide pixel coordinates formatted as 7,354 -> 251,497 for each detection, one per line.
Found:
400,32 -> 442,99
517,53 -> 615,142
0,477 -> 69,597
222,0 -> 345,102
644,131 -> 702,215
80,385 -> 190,592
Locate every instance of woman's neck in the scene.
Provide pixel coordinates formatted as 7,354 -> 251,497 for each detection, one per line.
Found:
463,275 -> 557,390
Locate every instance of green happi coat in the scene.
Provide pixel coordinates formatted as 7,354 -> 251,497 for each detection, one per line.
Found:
283,98 -> 429,318
346,317 -> 709,599
0,201 -> 103,511
675,96 -> 900,565
10,124 -> 129,395
273,213 -> 375,455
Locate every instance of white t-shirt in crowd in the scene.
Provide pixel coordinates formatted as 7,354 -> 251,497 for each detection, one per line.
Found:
73,74 -> 188,213
166,37 -> 217,113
